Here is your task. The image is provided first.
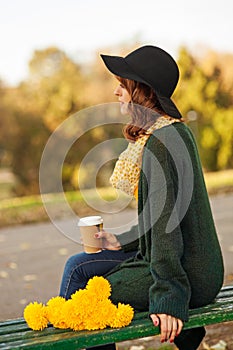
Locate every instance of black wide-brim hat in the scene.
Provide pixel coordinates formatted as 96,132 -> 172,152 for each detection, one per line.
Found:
100,45 -> 182,119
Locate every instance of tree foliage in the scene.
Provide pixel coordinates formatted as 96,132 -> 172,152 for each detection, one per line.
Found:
0,45 -> 232,196
27,47 -> 86,131
175,47 -> 233,170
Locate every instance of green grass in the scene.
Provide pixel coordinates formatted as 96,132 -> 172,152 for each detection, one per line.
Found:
0,187 -> 128,209
0,187 -> 133,227
0,170 -> 232,228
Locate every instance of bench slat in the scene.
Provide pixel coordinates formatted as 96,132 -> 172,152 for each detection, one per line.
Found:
0,303 -> 233,349
0,285 -> 233,349
0,318 -> 25,328
0,324 -> 30,336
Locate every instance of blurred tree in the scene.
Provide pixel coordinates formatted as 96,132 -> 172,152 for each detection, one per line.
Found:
2,47 -> 126,194
174,47 -> 233,171
0,82 -> 11,167
1,86 -> 50,195
0,47 -> 89,195
80,51 -> 117,106
27,47 -> 85,131
1,45 -> 232,196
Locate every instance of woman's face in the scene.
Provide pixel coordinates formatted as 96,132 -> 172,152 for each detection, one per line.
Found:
114,83 -> 131,115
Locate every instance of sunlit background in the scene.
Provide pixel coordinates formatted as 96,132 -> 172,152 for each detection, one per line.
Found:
0,1 -> 233,329
1,0 -> 233,85
0,0 -> 232,220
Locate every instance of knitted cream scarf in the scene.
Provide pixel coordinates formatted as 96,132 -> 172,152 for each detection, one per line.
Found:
110,116 -> 180,198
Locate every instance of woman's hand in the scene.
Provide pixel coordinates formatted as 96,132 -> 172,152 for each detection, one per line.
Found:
150,313 -> 183,343
94,230 -> 121,250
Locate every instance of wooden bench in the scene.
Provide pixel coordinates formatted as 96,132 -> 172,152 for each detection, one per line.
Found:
1,284 -> 233,349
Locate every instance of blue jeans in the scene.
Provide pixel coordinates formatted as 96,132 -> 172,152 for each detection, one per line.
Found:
59,249 -> 136,350
59,249 -> 137,299
59,249 -> 205,350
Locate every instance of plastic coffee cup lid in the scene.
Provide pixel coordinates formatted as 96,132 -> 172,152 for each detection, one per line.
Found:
78,216 -> 103,226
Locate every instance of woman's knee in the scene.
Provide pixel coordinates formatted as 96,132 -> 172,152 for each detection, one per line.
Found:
63,253 -> 86,273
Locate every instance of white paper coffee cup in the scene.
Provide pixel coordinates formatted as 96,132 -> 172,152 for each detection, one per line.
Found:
78,216 -> 103,253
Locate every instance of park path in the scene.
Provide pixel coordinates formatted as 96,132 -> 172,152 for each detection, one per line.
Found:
0,193 -> 232,321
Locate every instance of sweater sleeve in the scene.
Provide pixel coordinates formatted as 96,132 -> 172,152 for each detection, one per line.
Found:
116,224 -> 139,252
140,127 -> 192,322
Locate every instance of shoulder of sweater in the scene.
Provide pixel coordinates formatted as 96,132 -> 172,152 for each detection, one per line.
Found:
145,122 -> 196,153
151,121 -> 193,139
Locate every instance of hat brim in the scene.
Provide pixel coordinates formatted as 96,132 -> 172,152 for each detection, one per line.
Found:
101,54 -> 182,119
101,54 -> 148,85
156,93 -> 182,119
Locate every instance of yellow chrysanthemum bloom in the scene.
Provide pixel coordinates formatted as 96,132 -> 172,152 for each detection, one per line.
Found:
71,289 -> 98,318
99,299 -> 118,327
24,302 -> 48,331
63,297 -> 91,331
62,299 -> 78,330
71,288 -> 91,302
46,296 -> 67,329
86,276 -> 111,300
23,277 -> 134,332
109,303 -> 134,328
83,299 -> 117,330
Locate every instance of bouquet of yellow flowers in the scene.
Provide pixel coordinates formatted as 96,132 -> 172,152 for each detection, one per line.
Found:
24,276 -> 134,331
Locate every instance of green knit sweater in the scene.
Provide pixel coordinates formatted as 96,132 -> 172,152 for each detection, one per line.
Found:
106,122 -> 224,322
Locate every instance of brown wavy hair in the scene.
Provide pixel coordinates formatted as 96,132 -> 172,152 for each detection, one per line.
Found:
116,76 -> 167,141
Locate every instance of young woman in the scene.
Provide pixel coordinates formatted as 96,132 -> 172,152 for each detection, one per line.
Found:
60,46 -> 224,350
